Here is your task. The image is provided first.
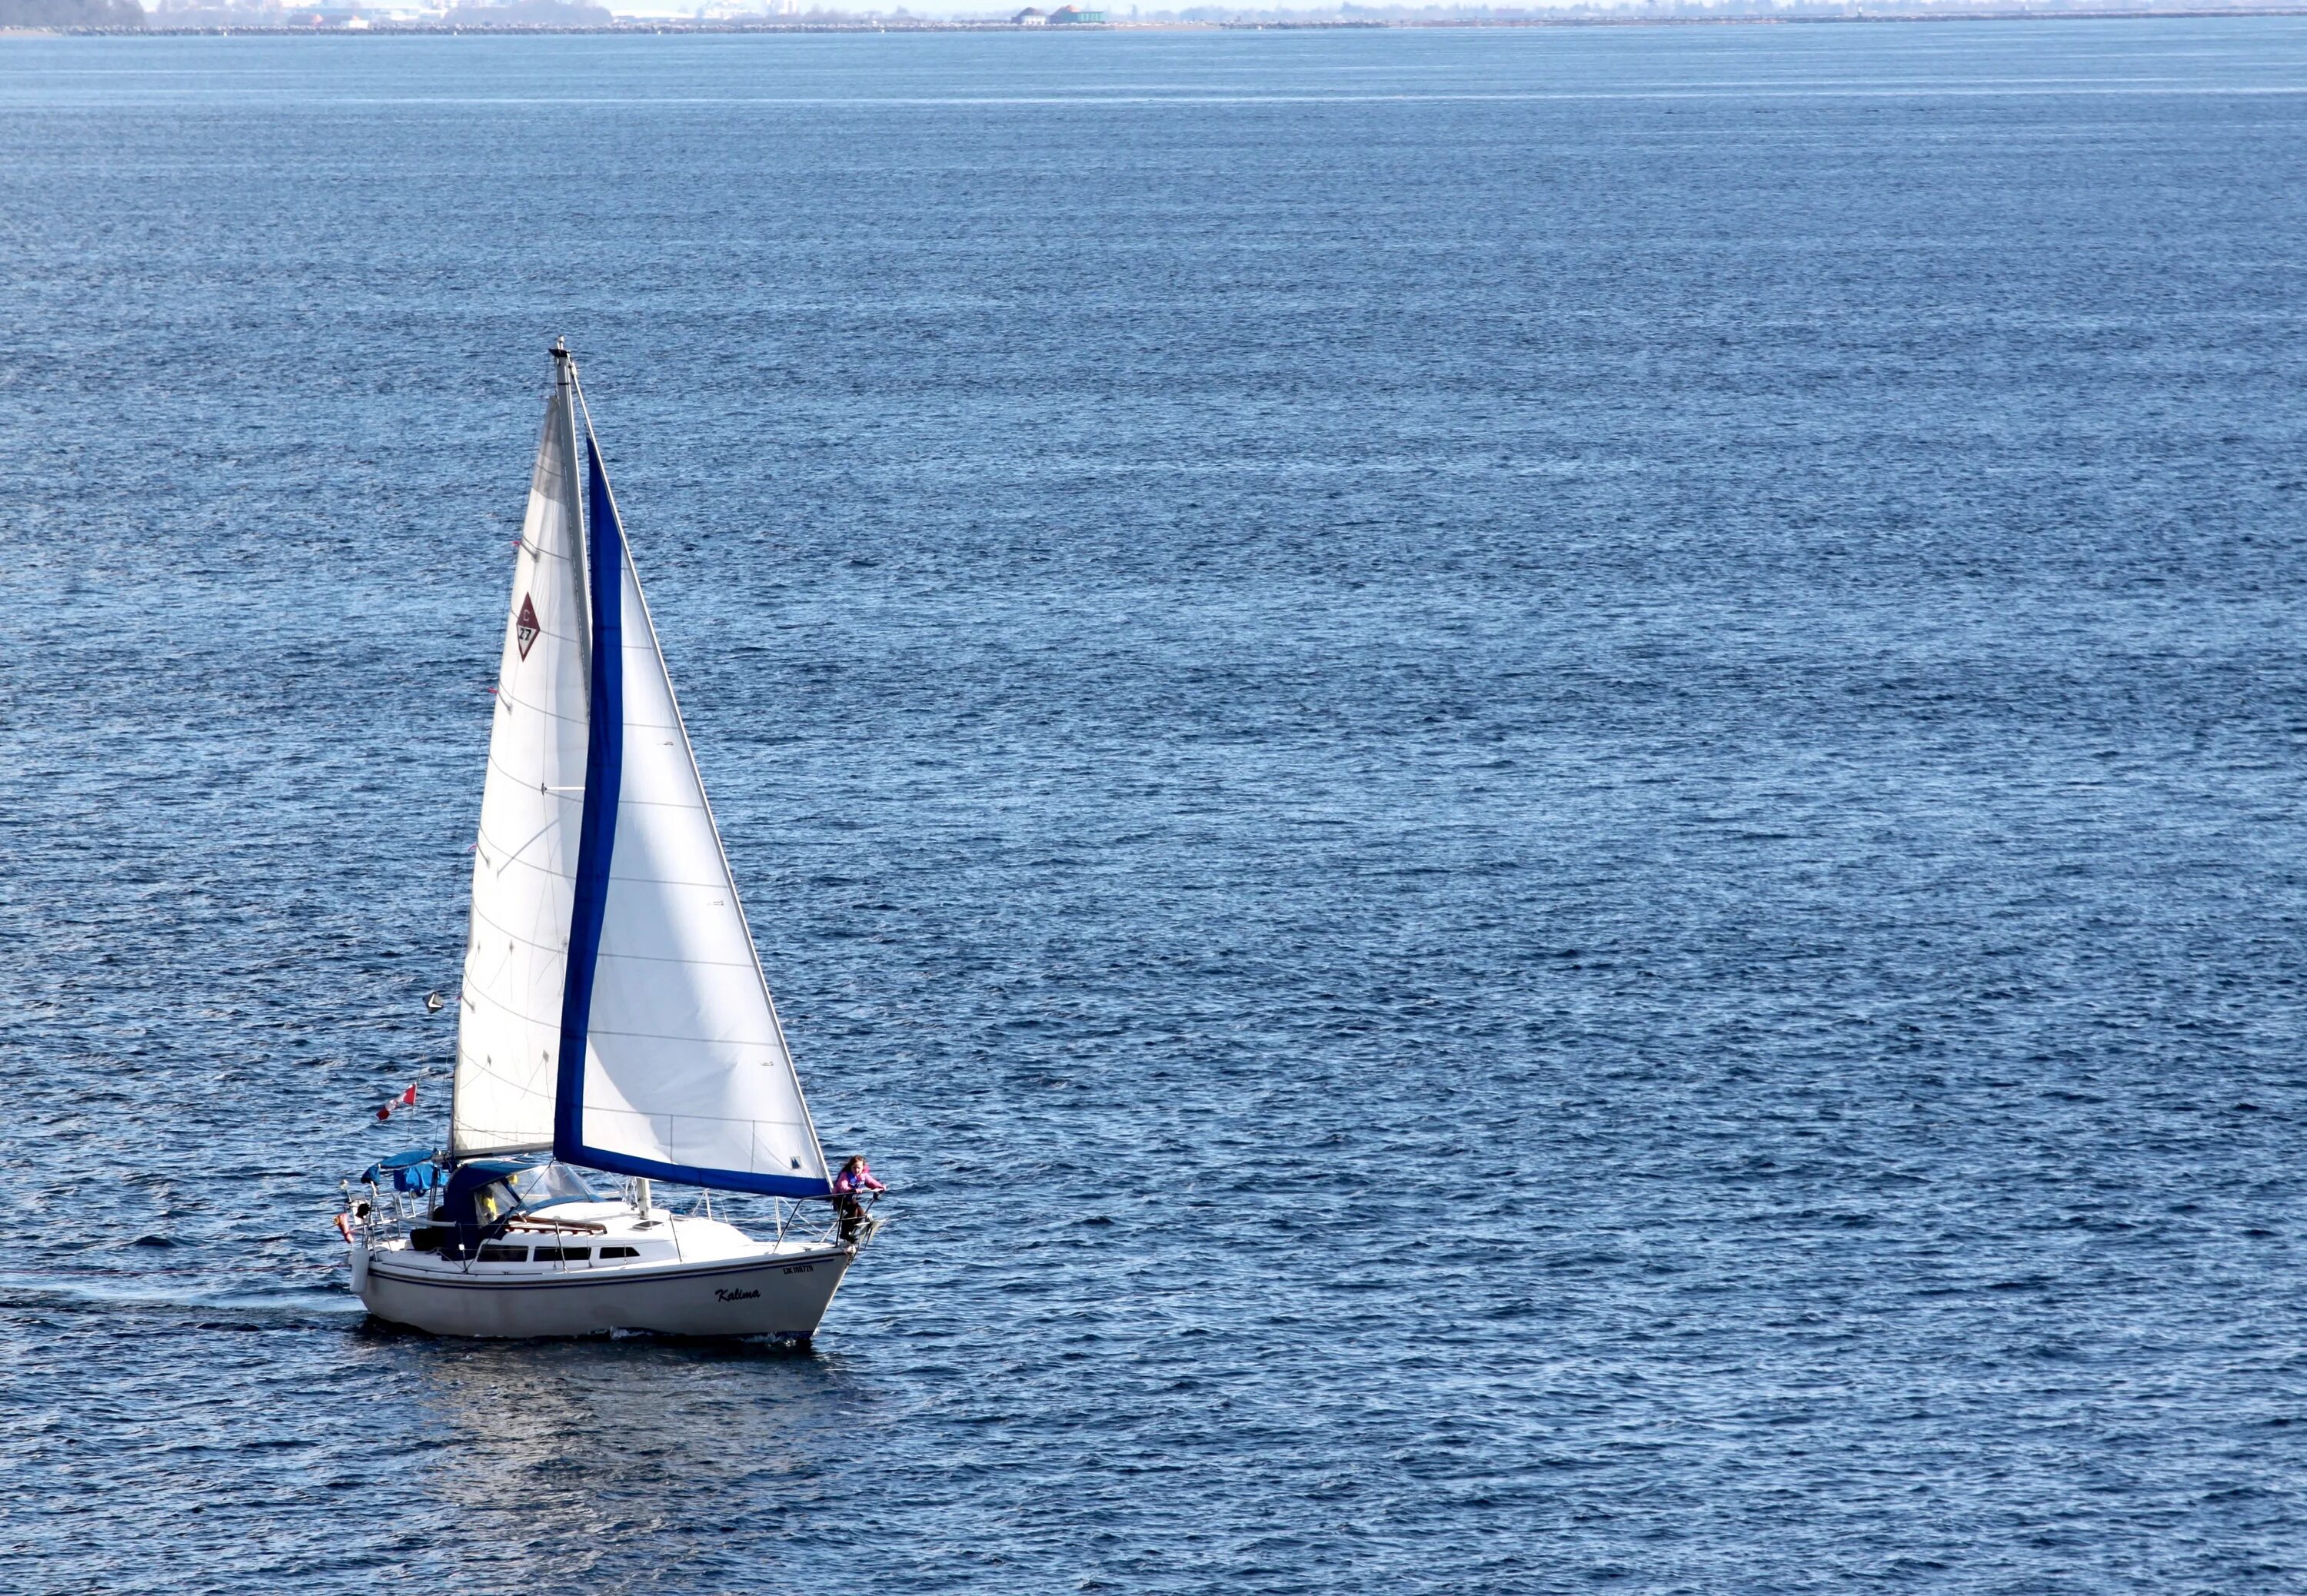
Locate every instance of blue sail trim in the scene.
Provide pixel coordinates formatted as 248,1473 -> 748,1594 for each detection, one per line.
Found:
553,428 -> 625,1162
550,1142 -> 834,1200
551,423 -> 835,1204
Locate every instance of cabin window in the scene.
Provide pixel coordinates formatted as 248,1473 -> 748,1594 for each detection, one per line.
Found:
533,1247 -> 590,1262
505,1163 -> 598,1208
598,1245 -> 640,1259
476,1245 -> 528,1263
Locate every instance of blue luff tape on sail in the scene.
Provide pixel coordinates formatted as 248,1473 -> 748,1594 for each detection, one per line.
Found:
554,427 -> 625,1162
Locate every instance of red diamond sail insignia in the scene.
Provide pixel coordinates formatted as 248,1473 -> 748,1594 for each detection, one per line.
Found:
514,594 -> 540,660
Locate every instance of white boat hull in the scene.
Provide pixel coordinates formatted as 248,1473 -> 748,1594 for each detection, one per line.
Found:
354,1237 -> 856,1340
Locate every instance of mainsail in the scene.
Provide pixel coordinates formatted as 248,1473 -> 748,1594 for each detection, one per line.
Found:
451,358 -> 588,1159
451,347 -> 831,1199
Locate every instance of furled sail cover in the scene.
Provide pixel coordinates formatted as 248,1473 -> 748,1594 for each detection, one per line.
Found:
451,371 -> 590,1159
554,418 -> 831,1199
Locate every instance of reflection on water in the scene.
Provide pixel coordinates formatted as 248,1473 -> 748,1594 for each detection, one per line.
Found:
397,1328 -> 867,1473
362,1329 -> 892,1586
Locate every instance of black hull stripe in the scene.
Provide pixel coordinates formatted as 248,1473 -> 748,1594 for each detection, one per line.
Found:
367,1249 -> 846,1294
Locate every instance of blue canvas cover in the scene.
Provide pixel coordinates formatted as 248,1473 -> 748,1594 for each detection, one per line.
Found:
434,1158 -> 601,1255
361,1148 -> 442,1193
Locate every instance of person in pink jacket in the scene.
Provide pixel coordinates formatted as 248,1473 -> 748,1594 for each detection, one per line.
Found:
831,1154 -> 886,1241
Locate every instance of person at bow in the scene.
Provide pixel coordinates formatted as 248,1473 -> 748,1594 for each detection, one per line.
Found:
831,1153 -> 886,1242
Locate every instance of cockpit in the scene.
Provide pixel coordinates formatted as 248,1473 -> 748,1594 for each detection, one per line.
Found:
424,1157 -> 602,1255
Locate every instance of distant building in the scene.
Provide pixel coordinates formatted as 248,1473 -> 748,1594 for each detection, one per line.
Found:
1048,2 -> 1104,16
1012,5 -> 1045,19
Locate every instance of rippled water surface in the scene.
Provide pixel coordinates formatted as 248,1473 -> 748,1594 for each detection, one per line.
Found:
7,18 -> 2307,1592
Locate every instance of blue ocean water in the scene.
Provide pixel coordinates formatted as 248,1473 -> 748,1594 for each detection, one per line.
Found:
5,17 -> 2307,1591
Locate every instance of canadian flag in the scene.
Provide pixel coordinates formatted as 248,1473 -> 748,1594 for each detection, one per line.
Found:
375,1082 -> 419,1122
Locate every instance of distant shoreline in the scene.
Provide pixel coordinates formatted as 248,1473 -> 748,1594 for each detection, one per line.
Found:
13,5 -> 2307,33
41,8 -> 2307,33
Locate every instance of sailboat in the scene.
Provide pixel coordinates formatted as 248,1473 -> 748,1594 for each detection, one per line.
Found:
342,341 -> 877,1340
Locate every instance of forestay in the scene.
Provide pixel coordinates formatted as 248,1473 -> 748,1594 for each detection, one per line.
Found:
451,365 -> 589,1159
551,397 -> 831,1199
